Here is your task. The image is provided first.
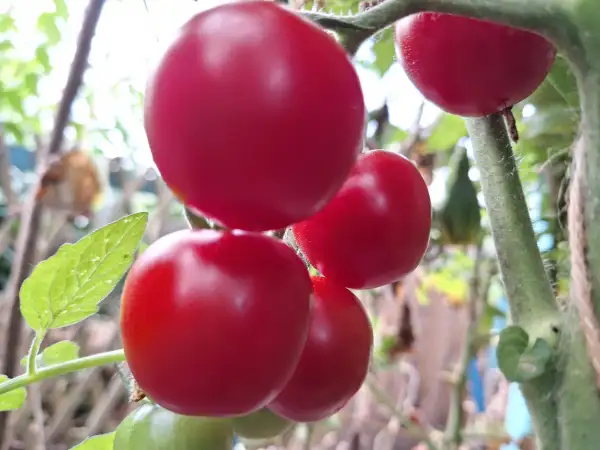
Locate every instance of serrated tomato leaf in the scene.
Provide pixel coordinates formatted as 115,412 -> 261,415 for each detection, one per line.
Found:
0,376 -> 26,411
20,213 -> 148,332
496,326 -> 552,382
20,341 -> 80,368
70,432 -> 115,449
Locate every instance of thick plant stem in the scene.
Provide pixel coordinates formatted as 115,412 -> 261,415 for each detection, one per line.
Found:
465,115 -> 557,323
465,114 -> 561,450
304,0 -> 577,56
0,350 -> 125,397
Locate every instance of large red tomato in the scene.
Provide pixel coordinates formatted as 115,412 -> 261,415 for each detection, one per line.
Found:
144,1 -> 366,232
394,13 -> 556,117
269,276 -> 373,422
292,150 -> 431,290
120,229 -> 313,417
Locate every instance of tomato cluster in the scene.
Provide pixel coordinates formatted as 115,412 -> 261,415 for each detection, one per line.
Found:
119,0 -> 437,446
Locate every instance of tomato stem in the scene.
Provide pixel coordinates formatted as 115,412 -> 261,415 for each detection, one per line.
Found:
464,113 -> 561,449
303,0 -> 575,54
0,349 -> 125,397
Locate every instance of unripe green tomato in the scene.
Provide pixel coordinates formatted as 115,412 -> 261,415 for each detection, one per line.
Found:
114,403 -> 234,450
232,408 -> 294,440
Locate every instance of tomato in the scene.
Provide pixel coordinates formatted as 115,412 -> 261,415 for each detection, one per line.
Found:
292,150 -> 431,290
144,1 -> 365,232
232,408 -> 294,440
120,229 -> 313,417
114,403 -> 234,450
394,13 -> 556,117
269,276 -> 373,422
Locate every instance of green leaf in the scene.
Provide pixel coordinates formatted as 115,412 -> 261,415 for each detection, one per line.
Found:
71,432 -> 115,449
35,46 -> 52,73
3,89 -> 25,115
20,212 -> 148,332
24,73 -> 39,95
3,122 -> 24,143
0,40 -> 13,52
37,13 -> 61,45
496,326 -> 552,382
54,0 -> 69,19
427,113 -> 467,151
371,28 -> 395,76
0,15 -> 16,32
0,376 -> 26,411
20,341 -> 80,368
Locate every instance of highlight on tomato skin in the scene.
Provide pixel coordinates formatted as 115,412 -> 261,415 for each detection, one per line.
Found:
119,229 -> 313,417
144,0 -> 366,232
269,275 -> 373,423
292,150 -> 432,290
394,12 -> 556,117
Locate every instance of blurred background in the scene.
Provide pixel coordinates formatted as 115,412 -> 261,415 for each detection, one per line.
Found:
0,0 -> 577,449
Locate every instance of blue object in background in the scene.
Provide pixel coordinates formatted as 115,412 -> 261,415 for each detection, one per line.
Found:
468,358 -> 485,412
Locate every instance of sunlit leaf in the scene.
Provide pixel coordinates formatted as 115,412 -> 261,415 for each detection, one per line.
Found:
0,376 -> 26,411
20,213 -> 148,332
37,13 -> 61,45
70,433 -> 115,449
371,28 -> 395,76
427,113 -> 467,151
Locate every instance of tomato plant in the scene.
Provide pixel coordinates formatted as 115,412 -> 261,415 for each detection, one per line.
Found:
113,403 -> 234,450
144,0 -> 366,232
120,229 -> 313,417
293,150 -> 432,290
269,276 -> 373,422
394,12 -> 556,117
231,407 -> 294,440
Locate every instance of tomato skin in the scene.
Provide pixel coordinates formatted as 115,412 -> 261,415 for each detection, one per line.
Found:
114,403 -> 234,450
120,229 -> 313,417
232,408 -> 294,440
145,1 -> 365,232
394,13 -> 556,117
292,150 -> 431,290
269,276 -> 373,422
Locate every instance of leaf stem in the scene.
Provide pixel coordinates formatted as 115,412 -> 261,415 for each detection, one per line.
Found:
26,332 -> 45,376
0,349 -> 125,397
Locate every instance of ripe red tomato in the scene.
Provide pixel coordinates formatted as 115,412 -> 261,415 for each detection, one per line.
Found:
114,403 -> 234,450
145,1 -> 365,232
120,229 -> 313,417
269,276 -> 373,422
394,13 -> 556,117
292,150 -> 431,290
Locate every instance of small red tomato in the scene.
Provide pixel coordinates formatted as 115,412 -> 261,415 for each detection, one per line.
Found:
269,276 -> 373,422
394,13 -> 556,117
292,150 -> 431,290
120,229 -> 312,417
145,1 -> 365,232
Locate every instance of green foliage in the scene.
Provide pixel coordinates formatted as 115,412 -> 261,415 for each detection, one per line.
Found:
497,325 -> 552,382
370,28 -> 395,76
0,3 -> 69,145
19,213 -> 148,332
427,113 -> 468,152
0,375 -> 26,411
20,341 -> 80,368
70,432 -> 115,449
